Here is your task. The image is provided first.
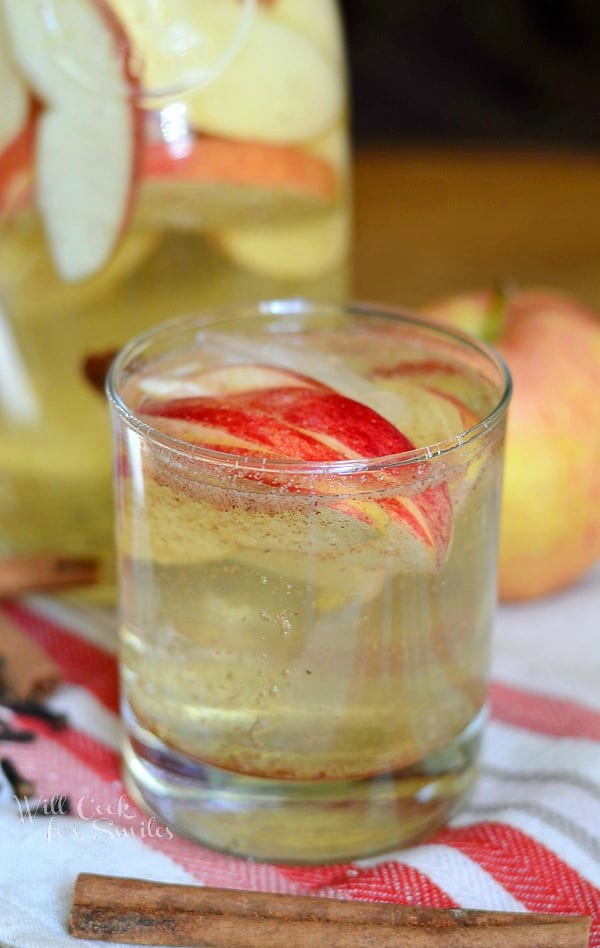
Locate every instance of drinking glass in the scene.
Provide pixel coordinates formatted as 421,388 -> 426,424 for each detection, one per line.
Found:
0,0 -> 350,595
107,300 -> 511,863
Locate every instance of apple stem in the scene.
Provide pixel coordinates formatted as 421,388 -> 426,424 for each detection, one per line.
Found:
484,282 -> 513,343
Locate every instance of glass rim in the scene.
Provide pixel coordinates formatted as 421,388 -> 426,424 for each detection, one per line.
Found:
106,298 -> 512,476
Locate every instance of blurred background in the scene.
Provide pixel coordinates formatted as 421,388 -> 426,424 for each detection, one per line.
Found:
340,0 -> 600,310
342,0 -> 600,147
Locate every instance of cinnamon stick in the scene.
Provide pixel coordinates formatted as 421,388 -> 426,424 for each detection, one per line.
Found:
69,873 -> 591,947
0,554 -> 98,599
0,613 -> 61,700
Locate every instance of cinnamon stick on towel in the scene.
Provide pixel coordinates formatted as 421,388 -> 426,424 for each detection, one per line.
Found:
0,554 -> 98,599
0,614 -> 61,700
69,873 -> 591,948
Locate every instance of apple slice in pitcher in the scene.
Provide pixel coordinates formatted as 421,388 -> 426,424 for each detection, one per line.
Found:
264,0 -> 345,61
215,205 -> 350,279
3,0 -> 142,282
138,132 -> 338,232
0,11 -> 35,220
139,365 -> 453,571
111,0 -> 343,145
183,8 -> 342,144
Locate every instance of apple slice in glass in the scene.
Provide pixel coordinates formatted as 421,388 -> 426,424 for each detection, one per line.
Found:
3,0 -> 142,282
371,355 -> 489,420
371,374 -> 480,445
225,382 -> 454,566
139,365 -> 454,571
138,362 -> 328,400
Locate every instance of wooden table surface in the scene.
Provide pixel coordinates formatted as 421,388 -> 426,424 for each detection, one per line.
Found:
351,146 -> 600,310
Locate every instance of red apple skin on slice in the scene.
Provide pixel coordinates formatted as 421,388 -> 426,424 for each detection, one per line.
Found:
143,135 -> 336,202
140,395 -> 342,463
0,117 -> 36,222
233,385 -> 454,563
140,385 -> 414,462
232,386 -> 415,458
139,374 -> 454,567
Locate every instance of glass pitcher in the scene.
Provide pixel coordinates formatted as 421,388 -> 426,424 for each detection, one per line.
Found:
0,0 -> 351,597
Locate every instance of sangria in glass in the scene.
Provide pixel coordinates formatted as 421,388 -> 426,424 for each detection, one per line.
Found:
108,301 -> 511,863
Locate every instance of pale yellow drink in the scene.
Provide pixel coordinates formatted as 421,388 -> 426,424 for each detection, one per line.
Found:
109,303 -> 511,862
0,1 -> 349,593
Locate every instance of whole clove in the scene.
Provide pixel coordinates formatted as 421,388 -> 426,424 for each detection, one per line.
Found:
0,719 -> 36,742
1,758 -> 72,818
3,699 -> 68,730
1,756 -> 35,799
0,613 -> 62,700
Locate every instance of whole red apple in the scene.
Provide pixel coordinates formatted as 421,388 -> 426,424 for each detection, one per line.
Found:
424,287 -> 600,600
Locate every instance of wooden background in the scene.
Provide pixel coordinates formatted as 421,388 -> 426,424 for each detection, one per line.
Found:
352,147 -> 600,311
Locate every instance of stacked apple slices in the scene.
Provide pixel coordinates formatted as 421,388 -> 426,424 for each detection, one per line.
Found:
126,362 -> 455,593
1,0 -> 347,283
2,0 -> 142,282
128,0 -> 348,277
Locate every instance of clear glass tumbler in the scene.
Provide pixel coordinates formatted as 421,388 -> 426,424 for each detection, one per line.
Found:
0,1 -> 350,594
107,301 -> 511,863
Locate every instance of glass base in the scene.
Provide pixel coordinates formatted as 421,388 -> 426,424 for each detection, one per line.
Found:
122,706 -> 485,865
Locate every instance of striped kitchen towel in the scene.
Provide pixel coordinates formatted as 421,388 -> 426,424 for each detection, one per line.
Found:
0,567 -> 598,948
